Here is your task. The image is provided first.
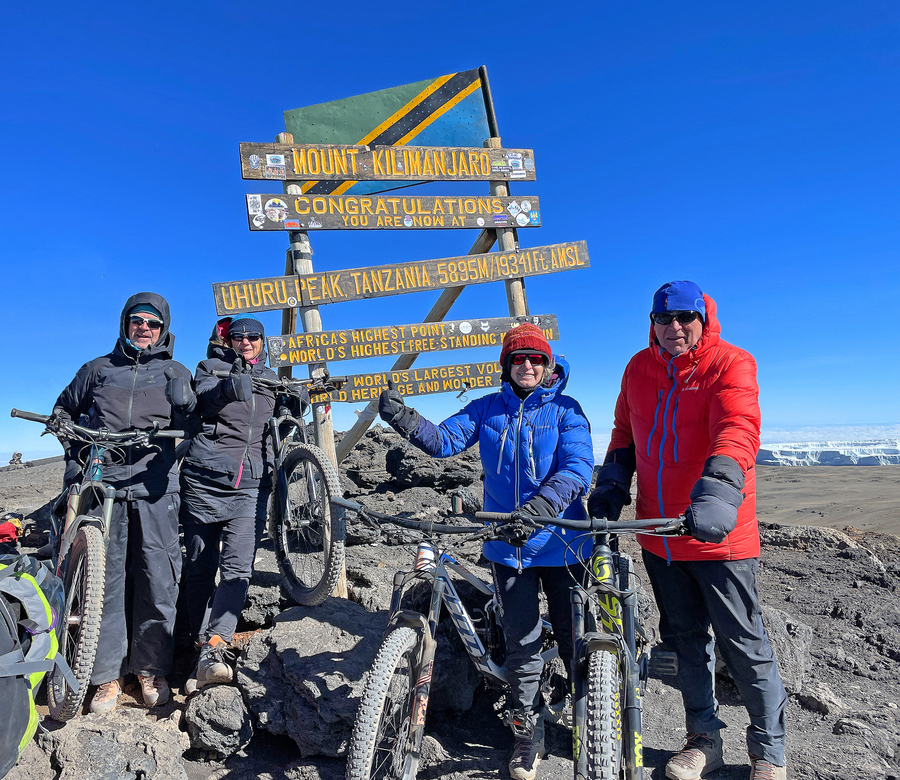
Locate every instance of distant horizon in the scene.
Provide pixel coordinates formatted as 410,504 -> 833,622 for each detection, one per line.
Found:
7,421 -> 900,465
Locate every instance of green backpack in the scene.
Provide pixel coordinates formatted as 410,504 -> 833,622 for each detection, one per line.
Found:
0,555 -> 75,779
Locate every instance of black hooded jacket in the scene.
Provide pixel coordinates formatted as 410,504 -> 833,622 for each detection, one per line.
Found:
54,292 -> 195,499
181,334 -> 277,491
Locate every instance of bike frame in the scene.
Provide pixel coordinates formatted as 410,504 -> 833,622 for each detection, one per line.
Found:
383,542 -> 556,764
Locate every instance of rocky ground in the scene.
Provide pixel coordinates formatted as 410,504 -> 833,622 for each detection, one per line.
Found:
1,431 -> 899,780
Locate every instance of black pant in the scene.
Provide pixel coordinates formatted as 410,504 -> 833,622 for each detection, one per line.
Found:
492,562 -> 584,712
180,475 -> 269,644
91,494 -> 182,684
642,551 -> 787,764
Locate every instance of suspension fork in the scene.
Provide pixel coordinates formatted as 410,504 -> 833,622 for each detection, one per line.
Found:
405,573 -> 443,758
571,586 -> 590,779
616,557 -> 644,778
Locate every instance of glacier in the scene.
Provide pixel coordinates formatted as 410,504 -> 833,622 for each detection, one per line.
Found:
756,440 -> 900,466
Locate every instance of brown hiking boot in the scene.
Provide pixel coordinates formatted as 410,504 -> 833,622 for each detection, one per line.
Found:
138,675 -> 171,707
749,756 -> 787,780
89,679 -> 122,714
186,635 -> 233,693
665,731 -> 724,779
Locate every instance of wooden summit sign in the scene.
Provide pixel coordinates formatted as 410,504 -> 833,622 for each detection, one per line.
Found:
240,143 -> 536,183
246,193 -> 541,231
213,241 -> 589,315
268,314 -> 559,367
309,361 -> 503,404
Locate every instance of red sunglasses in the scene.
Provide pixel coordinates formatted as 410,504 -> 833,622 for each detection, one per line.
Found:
510,353 -> 546,366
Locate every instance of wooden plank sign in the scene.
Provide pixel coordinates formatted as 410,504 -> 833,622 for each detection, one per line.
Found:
213,241 -> 589,315
268,314 -> 559,367
308,361 -> 503,405
245,193 -> 541,231
240,143 -> 536,183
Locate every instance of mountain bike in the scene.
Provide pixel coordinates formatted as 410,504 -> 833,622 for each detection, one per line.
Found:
211,369 -> 347,605
337,497 -> 569,780
9,409 -> 186,721
479,510 -> 685,780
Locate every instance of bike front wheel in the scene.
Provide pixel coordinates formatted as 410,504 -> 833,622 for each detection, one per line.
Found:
346,626 -> 421,780
585,649 -> 626,780
273,443 -> 345,606
47,524 -> 105,721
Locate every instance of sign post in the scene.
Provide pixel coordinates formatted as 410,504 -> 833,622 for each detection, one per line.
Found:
275,130 -> 345,598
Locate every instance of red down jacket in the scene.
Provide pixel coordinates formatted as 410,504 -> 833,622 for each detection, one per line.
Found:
608,294 -> 761,561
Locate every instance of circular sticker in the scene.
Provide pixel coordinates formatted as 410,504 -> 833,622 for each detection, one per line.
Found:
516,212 -> 529,226
477,217 -> 485,226
287,297 -> 297,307
252,214 -> 266,228
265,198 -> 288,222
403,215 -> 414,227
520,200 -> 532,212
524,158 -> 535,171
459,322 -> 472,334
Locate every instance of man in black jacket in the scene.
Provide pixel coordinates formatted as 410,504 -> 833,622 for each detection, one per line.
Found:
54,292 -> 196,713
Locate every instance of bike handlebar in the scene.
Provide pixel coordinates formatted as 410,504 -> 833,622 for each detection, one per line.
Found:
475,511 -> 686,535
10,409 -> 186,442
332,496 -> 486,535
210,370 -> 347,398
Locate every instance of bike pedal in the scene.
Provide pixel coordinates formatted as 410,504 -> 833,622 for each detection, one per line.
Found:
649,648 -> 678,677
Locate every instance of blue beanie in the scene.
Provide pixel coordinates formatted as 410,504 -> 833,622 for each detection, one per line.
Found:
228,317 -> 265,338
651,280 -> 706,321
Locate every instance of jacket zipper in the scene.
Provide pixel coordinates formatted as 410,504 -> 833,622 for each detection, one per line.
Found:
126,353 -> 139,498
514,399 -> 526,573
237,379 -> 256,488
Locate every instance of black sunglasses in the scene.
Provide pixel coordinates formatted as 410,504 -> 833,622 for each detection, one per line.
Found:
129,315 -> 163,329
230,332 -> 262,343
650,311 -> 700,326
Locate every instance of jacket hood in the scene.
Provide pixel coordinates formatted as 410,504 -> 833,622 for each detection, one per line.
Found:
118,291 -> 174,359
207,317 -> 233,359
648,293 -> 721,365
501,354 -> 570,407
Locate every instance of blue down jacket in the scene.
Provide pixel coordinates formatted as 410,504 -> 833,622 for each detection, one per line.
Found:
409,356 -> 594,568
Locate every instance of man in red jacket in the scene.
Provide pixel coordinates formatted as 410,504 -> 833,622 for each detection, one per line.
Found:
589,281 -> 786,780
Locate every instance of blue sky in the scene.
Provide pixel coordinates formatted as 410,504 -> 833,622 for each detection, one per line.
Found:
2,2 -> 898,459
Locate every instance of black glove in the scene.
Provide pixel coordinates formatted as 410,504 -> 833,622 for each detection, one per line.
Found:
164,367 -> 196,412
378,383 -> 421,437
517,494 -> 557,521
587,452 -> 633,521
684,455 -> 745,543
223,358 -> 253,403
498,521 -> 532,547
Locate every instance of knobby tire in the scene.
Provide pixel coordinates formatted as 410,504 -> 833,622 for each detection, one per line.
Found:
585,649 -> 624,780
48,524 -> 105,721
346,627 -> 421,780
273,443 -> 345,606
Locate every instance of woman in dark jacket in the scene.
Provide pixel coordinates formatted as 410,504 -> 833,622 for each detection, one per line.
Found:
179,316 -> 277,690
378,323 -> 594,780
54,292 -> 196,713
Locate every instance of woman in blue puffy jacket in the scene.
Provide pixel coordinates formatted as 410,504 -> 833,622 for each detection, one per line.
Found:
378,323 -> 594,780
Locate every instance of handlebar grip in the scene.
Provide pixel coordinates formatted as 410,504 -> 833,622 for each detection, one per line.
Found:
153,430 -> 186,439
10,409 -> 50,423
475,512 -> 511,522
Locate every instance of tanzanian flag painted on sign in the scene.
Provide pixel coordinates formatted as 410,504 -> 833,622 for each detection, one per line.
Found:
284,68 -> 492,196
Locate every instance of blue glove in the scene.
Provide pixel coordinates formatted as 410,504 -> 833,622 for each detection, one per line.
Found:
684,456 -> 745,543
223,359 -> 253,403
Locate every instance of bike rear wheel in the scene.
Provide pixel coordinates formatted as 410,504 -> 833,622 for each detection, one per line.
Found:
47,524 -> 105,721
346,626 -> 421,780
273,443 -> 345,606
585,649 -> 625,780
